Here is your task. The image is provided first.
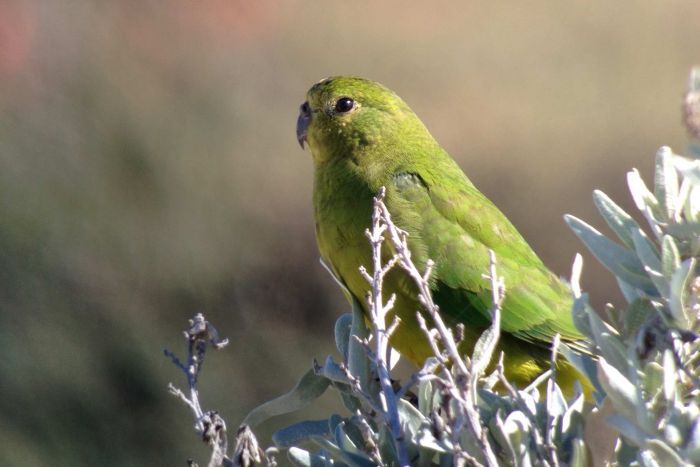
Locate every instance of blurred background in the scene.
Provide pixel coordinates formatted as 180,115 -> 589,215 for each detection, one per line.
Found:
0,1 -> 698,464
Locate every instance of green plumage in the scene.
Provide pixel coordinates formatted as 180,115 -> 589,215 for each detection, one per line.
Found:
298,76 -> 588,392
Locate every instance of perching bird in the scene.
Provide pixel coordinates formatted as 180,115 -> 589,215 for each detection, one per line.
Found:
297,76 -> 589,393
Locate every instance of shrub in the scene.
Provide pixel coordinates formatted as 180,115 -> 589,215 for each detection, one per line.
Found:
167,70 -> 700,467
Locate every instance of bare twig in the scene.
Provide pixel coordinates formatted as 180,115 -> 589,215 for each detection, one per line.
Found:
166,313 -> 263,467
232,425 -> 263,467
495,354 -> 554,466
369,189 -> 502,467
684,66 -> 700,140
361,187 -> 410,467
165,314 -> 229,431
545,334 -> 562,466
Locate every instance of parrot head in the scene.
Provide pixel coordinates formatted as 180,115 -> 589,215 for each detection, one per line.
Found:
297,76 -> 430,166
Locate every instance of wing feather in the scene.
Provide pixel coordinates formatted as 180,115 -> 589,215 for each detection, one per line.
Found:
388,163 -> 583,346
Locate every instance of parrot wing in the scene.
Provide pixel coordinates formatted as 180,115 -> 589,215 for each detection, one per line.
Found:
387,165 -> 583,347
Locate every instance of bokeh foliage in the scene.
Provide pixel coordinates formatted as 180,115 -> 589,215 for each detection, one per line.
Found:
1,1 -> 699,465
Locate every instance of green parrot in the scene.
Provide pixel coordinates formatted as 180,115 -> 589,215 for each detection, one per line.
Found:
297,76 -> 589,394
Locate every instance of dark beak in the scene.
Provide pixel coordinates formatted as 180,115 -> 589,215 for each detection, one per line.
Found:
296,101 -> 311,149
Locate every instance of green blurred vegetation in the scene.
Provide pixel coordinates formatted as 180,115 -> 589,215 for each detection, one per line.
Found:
0,1 -> 698,465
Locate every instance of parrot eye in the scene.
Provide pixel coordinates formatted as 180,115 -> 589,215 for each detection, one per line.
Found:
334,97 -> 355,113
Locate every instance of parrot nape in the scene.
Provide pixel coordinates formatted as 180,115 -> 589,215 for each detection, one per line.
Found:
296,76 -> 590,395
